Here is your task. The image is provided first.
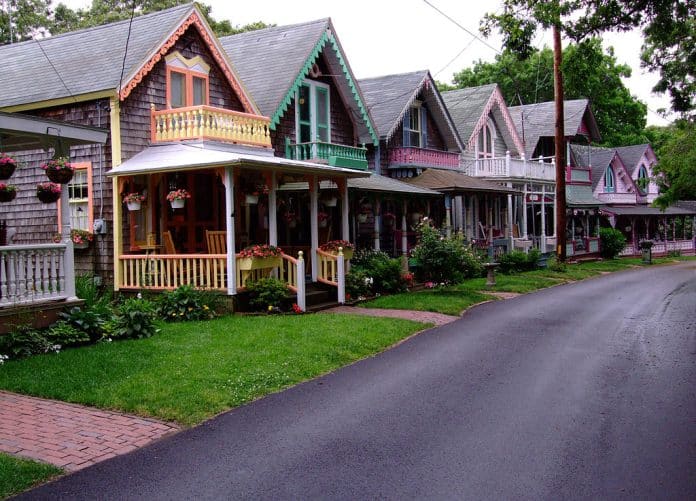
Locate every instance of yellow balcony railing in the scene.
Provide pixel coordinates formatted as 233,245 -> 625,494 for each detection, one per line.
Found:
151,105 -> 271,147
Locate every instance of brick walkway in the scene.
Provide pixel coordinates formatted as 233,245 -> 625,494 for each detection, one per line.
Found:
0,391 -> 179,471
324,306 -> 459,326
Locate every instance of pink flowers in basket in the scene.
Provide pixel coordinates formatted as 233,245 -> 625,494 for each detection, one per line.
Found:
238,244 -> 283,258
123,192 -> 146,204
319,240 -> 354,252
166,189 -> 191,202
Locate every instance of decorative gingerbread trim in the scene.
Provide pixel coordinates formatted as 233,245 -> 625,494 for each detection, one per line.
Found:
119,11 -> 255,114
467,87 -> 525,157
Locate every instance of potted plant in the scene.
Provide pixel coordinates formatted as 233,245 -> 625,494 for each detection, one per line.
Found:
167,188 -> 190,209
283,210 -> 297,228
70,228 -> 94,249
245,183 -> 269,205
41,157 -> 74,184
0,183 -> 17,203
323,195 -> 337,207
237,244 -> 283,271
0,153 -> 18,180
318,211 -> 329,228
36,182 -> 62,203
123,192 -> 146,211
357,206 -> 371,224
319,239 -> 354,260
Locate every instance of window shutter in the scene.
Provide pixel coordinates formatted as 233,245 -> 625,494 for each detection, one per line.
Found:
402,108 -> 410,147
420,107 -> 428,149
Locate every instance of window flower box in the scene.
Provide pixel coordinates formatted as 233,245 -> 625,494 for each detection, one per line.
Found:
41,158 -> 74,184
0,183 -> 17,202
319,240 -> 354,260
36,182 -> 62,203
0,153 -> 18,180
237,255 -> 282,271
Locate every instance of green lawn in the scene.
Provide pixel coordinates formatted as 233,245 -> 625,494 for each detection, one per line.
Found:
0,314 -> 426,426
361,256 -> 695,315
0,453 -> 61,499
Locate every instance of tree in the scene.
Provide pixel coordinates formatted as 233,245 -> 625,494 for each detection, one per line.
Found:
652,120 -> 696,208
446,39 -> 647,146
482,0 -> 695,119
0,0 -> 52,44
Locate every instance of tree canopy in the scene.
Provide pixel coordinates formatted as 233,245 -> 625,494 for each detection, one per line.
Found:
482,0 -> 695,119
444,39 -> 647,147
651,120 -> 696,208
1,0 -> 272,44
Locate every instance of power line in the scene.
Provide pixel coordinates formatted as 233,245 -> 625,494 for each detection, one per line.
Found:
422,0 -> 501,55
118,0 -> 137,97
34,37 -> 77,103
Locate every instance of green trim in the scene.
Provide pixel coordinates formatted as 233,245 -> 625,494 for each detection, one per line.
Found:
270,30 -> 379,146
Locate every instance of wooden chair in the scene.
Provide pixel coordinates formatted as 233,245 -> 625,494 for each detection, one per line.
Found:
162,231 -> 177,254
206,230 -> 227,254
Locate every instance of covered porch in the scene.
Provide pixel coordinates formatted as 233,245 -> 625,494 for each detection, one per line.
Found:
109,142 -> 368,310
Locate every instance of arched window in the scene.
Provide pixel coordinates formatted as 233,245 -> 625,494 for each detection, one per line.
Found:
604,166 -> 615,193
477,120 -> 495,159
637,165 -> 649,191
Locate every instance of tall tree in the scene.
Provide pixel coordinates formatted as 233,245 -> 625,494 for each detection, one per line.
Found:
0,0 -> 52,43
652,120 -> 696,208
446,39 -> 647,146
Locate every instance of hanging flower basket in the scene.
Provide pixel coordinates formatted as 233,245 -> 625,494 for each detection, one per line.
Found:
357,213 -> 368,223
0,154 -> 18,180
323,196 -> 337,207
71,228 -> 94,249
41,158 -> 75,184
123,192 -> 145,211
167,189 -> 190,209
127,201 -> 142,211
0,183 -> 17,202
36,182 -> 62,203
245,194 -> 259,205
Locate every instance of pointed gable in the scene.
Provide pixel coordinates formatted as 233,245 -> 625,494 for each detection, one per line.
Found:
442,84 -> 524,157
615,144 -> 655,176
220,19 -> 378,145
358,70 -> 462,151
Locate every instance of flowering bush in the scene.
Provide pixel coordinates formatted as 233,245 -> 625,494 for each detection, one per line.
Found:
319,240 -> 354,252
41,157 -> 73,172
402,272 -> 414,288
70,228 -> 94,245
123,192 -> 145,203
0,183 -> 17,193
238,244 -> 283,258
292,303 -> 303,314
37,182 -> 62,194
166,188 -> 191,202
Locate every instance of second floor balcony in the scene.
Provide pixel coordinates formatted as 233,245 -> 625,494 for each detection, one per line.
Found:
464,153 -> 556,182
284,138 -> 368,170
388,147 -> 460,170
151,105 -> 272,148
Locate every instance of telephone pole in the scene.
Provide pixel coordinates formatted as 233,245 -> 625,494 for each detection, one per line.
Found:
553,23 -> 567,261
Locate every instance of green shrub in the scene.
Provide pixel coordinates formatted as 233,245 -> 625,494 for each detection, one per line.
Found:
411,224 -> 483,284
668,249 -> 682,257
345,269 -> 372,299
46,320 -> 90,347
599,227 -> 627,258
113,298 -> 158,339
350,250 -> 405,294
75,274 -> 111,309
60,306 -> 108,342
245,277 -> 289,312
158,285 -> 219,321
0,325 -> 57,359
498,248 -> 540,274
548,255 -> 567,272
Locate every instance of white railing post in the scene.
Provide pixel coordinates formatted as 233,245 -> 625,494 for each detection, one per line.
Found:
310,175 -> 319,282
297,251 -> 306,312
505,150 -> 511,176
337,248 -> 345,304
224,167 -> 237,295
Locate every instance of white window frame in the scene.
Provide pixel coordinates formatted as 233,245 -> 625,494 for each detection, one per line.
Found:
477,119 -> 496,159
406,102 -> 422,148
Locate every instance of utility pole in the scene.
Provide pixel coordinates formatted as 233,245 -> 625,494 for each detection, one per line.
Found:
553,23 -> 566,261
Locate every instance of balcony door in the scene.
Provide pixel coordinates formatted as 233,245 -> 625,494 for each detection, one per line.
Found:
296,81 -> 330,154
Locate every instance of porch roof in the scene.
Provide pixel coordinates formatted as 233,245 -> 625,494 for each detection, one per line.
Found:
600,205 -> 695,217
567,185 -> 604,208
107,141 -> 369,178
403,168 -> 519,195
348,173 -> 441,196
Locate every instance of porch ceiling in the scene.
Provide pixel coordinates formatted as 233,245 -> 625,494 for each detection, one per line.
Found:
107,141 -> 370,178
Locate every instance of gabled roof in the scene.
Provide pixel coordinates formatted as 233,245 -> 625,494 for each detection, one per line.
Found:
508,99 -> 601,159
358,70 -> 462,151
220,19 -> 378,145
404,168 -> 519,195
614,144 -> 654,176
570,144 -> 624,192
0,3 -> 257,113
442,84 -> 524,156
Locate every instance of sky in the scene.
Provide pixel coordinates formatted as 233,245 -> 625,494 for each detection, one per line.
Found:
58,0 -> 673,126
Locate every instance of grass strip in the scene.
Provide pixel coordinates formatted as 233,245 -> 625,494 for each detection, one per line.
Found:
0,453 -> 61,499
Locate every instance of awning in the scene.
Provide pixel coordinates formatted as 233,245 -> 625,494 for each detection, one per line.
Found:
600,205 -> 696,217
0,111 -> 108,155
403,168 -> 519,195
348,173 -> 441,196
107,141 -> 370,178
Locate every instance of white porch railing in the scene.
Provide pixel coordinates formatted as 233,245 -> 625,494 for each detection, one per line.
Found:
118,254 -> 227,290
619,239 -> 695,256
0,244 -> 69,306
316,249 -> 346,304
598,192 -> 638,204
464,153 -> 556,181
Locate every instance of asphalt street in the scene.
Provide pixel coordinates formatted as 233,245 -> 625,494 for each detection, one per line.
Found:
19,261 -> 696,500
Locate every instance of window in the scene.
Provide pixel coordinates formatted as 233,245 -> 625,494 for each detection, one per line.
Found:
604,166 -> 615,193
165,51 -> 210,109
637,165 -> 649,191
403,103 -> 427,148
58,162 -> 92,232
295,80 -> 331,144
477,120 -> 495,159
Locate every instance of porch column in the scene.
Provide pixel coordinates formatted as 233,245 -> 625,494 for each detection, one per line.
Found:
507,192 -> 514,251
631,218 -> 637,253
401,200 -> 408,271
552,187 -> 557,240
341,179 -> 349,241
310,175 -> 318,281
461,195 -> 467,239
224,167 -> 237,295
522,183 -> 528,239
445,195 -> 452,238
468,195 -> 474,240
540,184 -> 546,253
60,182 -> 76,299
268,171 -> 277,247
373,198 -> 381,251
112,176 -> 122,291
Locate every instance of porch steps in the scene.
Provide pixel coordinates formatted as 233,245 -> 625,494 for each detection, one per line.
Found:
302,283 -> 339,313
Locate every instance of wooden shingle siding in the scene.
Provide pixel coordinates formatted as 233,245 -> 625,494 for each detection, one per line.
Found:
425,108 -> 445,151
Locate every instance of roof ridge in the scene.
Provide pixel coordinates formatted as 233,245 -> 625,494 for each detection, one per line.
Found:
219,17 -> 330,41
0,3 -> 194,50
358,70 -> 429,82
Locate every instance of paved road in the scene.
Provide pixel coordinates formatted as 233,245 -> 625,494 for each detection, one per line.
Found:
20,262 -> 696,500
